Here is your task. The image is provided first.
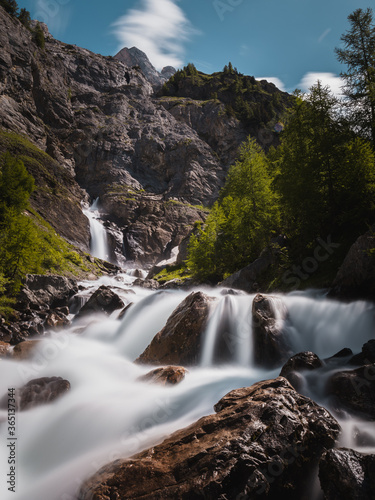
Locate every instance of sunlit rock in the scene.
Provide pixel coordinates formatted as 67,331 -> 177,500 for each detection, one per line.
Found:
79,377 -> 340,500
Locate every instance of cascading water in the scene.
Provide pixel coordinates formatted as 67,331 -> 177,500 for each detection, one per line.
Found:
0,279 -> 374,500
82,198 -> 109,261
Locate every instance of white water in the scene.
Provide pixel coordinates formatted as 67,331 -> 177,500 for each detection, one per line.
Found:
82,198 -> 109,261
0,278 -> 374,500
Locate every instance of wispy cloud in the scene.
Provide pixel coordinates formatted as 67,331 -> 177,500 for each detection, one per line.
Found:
33,0 -> 72,35
256,77 -> 286,91
297,72 -> 344,97
318,28 -> 331,43
112,0 -> 196,70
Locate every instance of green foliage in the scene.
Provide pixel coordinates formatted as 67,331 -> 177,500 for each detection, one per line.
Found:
336,8 -> 375,144
18,7 -> 30,27
34,22 -> 45,49
0,0 -> 18,15
187,137 -> 279,281
272,82 -> 375,245
0,152 -> 34,217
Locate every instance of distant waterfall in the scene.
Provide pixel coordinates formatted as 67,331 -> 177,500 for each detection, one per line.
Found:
83,198 -> 109,261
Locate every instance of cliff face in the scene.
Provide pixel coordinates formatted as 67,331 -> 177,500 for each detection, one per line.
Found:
0,7 -> 290,267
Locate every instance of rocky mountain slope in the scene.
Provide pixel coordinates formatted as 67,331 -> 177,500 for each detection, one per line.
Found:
0,6 -> 292,267
114,46 -> 176,90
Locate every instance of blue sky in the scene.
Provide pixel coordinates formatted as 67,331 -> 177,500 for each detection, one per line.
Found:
20,0 -> 372,94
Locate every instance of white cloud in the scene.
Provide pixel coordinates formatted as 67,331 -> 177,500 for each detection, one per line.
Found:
256,77 -> 286,91
297,72 -> 344,97
112,0 -> 196,70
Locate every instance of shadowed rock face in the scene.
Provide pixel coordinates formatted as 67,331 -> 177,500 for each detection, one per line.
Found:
252,294 -> 292,368
325,364 -> 375,420
79,377 -> 340,500
136,292 -> 213,366
319,448 -> 375,500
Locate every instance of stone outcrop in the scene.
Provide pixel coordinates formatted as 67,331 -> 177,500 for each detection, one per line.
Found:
252,293 -> 292,368
331,225 -> 375,299
137,366 -> 187,386
17,275 -> 78,312
319,448 -> 375,500
136,292 -> 213,365
0,376 -> 70,411
114,47 -> 175,90
79,377 -> 340,500
75,285 -> 125,317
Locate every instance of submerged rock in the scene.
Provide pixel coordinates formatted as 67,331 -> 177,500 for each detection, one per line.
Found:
137,366 -> 188,386
0,377 -> 71,411
11,340 -> 41,360
136,291 -> 213,366
75,285 -> 125,318
79,377 -> 340,500
319,448 -> 375,500
252,293 -> 292,368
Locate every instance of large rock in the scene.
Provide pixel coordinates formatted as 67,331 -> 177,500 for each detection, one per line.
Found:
221,236 -> 287,293
137,366 -> 188,386
79,377 -> 340,500
331,225 -> 375,299
252,293 -> 292,368
136,292 -> 213,365
0,377 -> 70,411
17,275 -> 78,312
76,285 -> 125,317
325,364 -> 375,420
319,448 -> 375,500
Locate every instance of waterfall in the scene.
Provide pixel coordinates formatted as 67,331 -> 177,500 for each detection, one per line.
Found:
1,280 -> 374,500
83,198 -> 109,261
201,294 -> 253,366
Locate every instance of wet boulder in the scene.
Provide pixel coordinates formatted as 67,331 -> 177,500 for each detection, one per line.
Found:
252,293 -> 292,368
137,366 -> 188,386
136,291 -> 213,366
319,448 -> 375,500
0,377 -> 71,411
280,351 -> 323,391
0,341 -> 10,358
325,364 -> 375,420
75,285 -> 125,318
79,377 -> 340,500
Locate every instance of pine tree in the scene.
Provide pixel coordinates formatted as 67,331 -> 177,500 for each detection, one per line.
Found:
336,8 -> 375,144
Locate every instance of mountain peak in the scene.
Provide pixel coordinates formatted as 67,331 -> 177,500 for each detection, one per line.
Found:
114,47 -> 176,90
